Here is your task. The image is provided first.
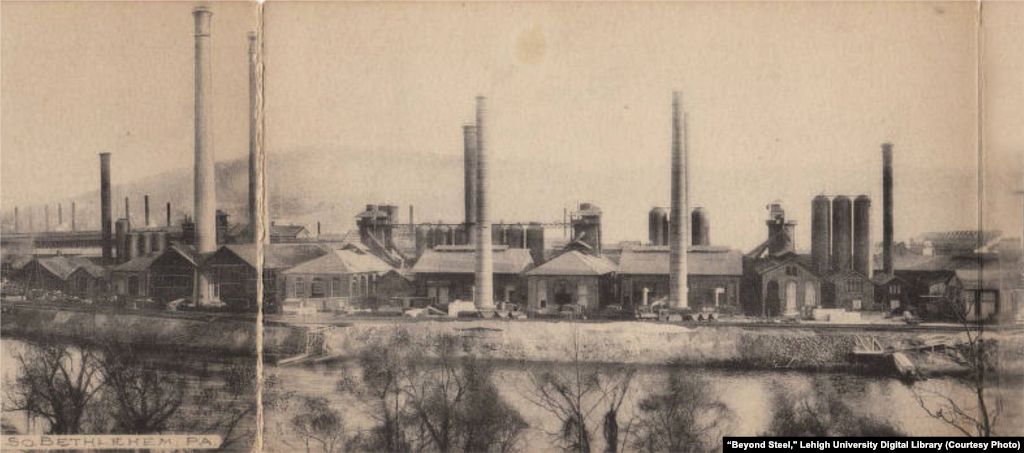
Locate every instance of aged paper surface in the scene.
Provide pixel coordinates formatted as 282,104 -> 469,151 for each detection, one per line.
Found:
1,1 -> 1022,452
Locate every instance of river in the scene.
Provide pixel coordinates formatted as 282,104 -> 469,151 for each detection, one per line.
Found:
2,337 -> 1022,452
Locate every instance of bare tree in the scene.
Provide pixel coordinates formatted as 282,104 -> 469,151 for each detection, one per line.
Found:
631,367 -> 732,453
1,339 -> 104,435
336,330 -> 413,453
913,284 -> 1003,437
96,341 -> 187,434
596,365 -> 636,453
764,384 -> 903,437
290,397 -> 346,453
523,326 -> 603,453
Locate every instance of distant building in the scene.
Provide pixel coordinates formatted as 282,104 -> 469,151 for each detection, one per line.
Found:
822,268 -> 876,311
149,244 -> 205,303
410,245 -> 534,306
109,253 -> 160,298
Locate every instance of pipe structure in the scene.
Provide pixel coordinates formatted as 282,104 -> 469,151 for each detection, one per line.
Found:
474,96 -> 494,310
193,6 -> 217,305
44,205 -> 49,231
14,207 -> 18,233
882,143 -> 894,276
463,124 -> 479,245
71,202 -> 76,231
125,197 -> 131,225
167,202 -> 172,227
669,91 -> 689,309
100,153 -> 113,262
58,204 -> 62,227
144,195 -> 151,227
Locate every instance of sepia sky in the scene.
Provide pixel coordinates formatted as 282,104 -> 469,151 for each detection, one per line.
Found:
3,1 -> 1022,250
263,0 -> 1021,248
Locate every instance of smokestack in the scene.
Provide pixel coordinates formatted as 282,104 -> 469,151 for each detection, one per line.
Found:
247,31 -> 267,244
125,197 -> 131,225
57,204 -> 62,227
882,143 -> 894,276
144,195 -> 151,227
44,205 -> 49,231
463,124 -> 479,245
166,202 -> 171,227
14,207 -> 18,233
71,202 -> 76,231
100,153 -> 112,262
669,92 -> 689,309
474,96 -> 494,311
409,205 -> 414,231
193,6 -> 217,306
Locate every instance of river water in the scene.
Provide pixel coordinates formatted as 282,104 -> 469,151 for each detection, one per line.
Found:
264,360 -> 1024,453
3,337 -> 1022,452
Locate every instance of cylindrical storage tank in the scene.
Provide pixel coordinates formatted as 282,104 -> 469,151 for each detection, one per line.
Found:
126,233 -> 139,261
527,222 -> 544,264
691,207 -> 710,246
507,223 -> 525,248
853,195 -> 872,276
492,224 -> 506,246
649,207 -> 668,246
141,231 -> 153,255
153,231 -> 167,254
811,195 -> 831,275
831,196 -> 852,271
415,224 -> 431,256
443,226 -> 454,246
115,219 -> 128,263
432,224 -> 446,247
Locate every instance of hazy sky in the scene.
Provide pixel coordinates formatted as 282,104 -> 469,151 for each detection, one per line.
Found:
3,1 -> 1022,250
263,0 -> 1021,248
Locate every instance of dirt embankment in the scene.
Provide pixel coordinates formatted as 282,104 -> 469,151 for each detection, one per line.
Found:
1,305 -> 306,357
320,321 -> 1024,377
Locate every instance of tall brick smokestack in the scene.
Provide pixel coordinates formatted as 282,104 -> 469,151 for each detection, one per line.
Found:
193,6 -> 216,305
247,31 -> 267,244
464,124 -> 479,245
44,205 -> 49,231
71,202 -> 76,231
58,204 -> 62,227
882,143 -> 894,276
474,97 -> 494,311
166,202 -> 172,227
144,195 -> 151,227
100,153 -> 112,262
14,207 -> 19,233
669,92 -> 689,309
125,197 -> 131,225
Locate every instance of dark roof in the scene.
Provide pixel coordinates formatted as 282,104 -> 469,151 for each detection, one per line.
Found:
30,255 -> 106,280
955,269 -> 1002,291
221,243 -> 329,270
525,250 -> 617,276
4,254 -> 34,271
922,230 -> 1001,250
749,254 -> 817,277
111,253 -> 161,273
824,268 -> 871,284
618,246 -> 742,276
412,246 -> 534,275
282,249 -> 393,275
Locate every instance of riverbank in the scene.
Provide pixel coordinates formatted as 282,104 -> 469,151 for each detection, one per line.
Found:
319,320 -> 1024,377
0,303 -> 304,356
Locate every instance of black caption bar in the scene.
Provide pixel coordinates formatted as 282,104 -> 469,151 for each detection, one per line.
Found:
723,437 -> 1023,452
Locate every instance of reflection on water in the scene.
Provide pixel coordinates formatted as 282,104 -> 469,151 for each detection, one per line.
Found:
265,360 -> 1024,453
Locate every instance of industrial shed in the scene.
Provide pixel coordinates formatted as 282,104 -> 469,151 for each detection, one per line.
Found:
524,250 -> 617,312
616,245 -> 743,312
110,253 -> 160,298
279,248 -> 393,312
149,245 -> 205,303
823,268 -> 876,311
742,256 -> 822,317
65,259 -> 107,299
411,245 -> 534,306
205,243 -> 329,311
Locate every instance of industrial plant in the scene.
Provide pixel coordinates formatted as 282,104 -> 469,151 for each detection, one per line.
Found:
1,6 -> 1021,329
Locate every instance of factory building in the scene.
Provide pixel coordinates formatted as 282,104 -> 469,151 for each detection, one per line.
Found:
64,262 -> 107,299
149,245 -> 205,303
617,245 -> 743,312
203,243 -> 328,311
410,245 -> 533,306
524,249 -> 617,312
109,253 -> 161,298
279,247 -> 393,312
743,202 -> 823,317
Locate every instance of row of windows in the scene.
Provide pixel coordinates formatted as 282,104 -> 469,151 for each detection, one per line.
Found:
287,274 -> 376,298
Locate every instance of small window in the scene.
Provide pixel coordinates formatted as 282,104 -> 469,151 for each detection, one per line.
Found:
311,278 -> 326,298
